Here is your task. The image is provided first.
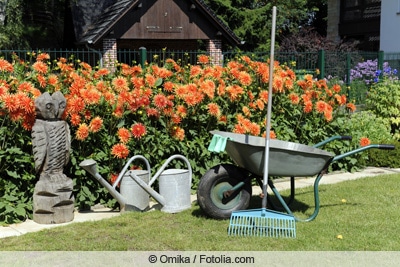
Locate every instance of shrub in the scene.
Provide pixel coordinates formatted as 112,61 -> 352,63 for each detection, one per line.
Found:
326,110 -> 393,171
0,122 -> 35,224
366,139 -> 400,168
366,78 -> 400,140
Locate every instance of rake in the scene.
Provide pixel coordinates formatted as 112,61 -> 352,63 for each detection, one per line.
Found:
227,6 -> 296,238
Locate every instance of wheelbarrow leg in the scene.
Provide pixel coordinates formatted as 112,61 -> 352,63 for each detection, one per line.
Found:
269,172 -> 326,222
267,178 -> 295,211
256,176 -> 296,211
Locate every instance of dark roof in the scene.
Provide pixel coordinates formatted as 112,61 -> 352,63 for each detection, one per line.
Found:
74,0 -> 138,45
73,0 -> 241,46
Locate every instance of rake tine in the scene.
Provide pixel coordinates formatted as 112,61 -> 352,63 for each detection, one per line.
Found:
228,209 -> 296,238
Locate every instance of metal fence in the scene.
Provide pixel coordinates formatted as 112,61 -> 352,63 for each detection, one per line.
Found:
2,48 -> 398,79
0,49 -> 102,66
1,48 -> 400,104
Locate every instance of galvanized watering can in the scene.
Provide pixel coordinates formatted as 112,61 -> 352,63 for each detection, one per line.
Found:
79,154 -> 192,213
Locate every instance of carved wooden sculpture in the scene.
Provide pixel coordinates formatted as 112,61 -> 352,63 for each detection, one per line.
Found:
32,92 -> 74,224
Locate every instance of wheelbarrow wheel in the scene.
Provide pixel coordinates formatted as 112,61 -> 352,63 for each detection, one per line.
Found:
197,164 -> 252,220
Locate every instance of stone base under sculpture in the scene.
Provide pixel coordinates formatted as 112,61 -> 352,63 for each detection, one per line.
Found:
33,173 -> 75,224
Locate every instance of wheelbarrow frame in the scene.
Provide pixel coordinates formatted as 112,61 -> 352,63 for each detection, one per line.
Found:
197,132 -> 394,222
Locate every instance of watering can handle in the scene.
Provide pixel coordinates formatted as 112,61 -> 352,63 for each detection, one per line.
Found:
112,155 -> 151,189
149,154 -> 192,187
340,136 -> 352,140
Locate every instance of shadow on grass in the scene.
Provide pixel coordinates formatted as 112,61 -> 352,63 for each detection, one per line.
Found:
190,194 -> 311,219
191,186 -> 362,221
255,186 -> 363,215
191,202 -> 220,219
250,193 -> 311,213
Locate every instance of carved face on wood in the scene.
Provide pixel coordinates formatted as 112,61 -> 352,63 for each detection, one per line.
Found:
35,92 -> 66,120
52,91 -> 67,119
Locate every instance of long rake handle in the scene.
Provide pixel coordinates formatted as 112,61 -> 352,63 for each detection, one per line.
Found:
262,6 -> 277,210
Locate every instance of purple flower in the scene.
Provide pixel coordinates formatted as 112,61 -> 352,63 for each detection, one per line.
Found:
351,60 -> 397,84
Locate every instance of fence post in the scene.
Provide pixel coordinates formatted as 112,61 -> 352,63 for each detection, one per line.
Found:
345,53 -> 351,85
139,47 -> 147,67
317,50 -> 325,79
378,50 -> 384,71
346,53 -> 352,100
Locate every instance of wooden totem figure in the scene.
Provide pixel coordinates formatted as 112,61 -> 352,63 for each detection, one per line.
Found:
32,91 -> 74,224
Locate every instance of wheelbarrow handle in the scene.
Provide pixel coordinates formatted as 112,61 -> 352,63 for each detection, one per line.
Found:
313,135 -> 352,148
377,144 -> 395,150
333,144 -> 395,162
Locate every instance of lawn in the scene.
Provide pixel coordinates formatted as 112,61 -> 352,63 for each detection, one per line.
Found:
0,173 -> 399,251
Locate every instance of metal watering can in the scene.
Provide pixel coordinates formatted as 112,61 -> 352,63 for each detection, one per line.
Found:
79,154 -> 192,213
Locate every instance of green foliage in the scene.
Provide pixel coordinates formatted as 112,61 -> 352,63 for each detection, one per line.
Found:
203,0 -> 310,51
0,119 -> 35,225
366,79 -> 400,139
344,111 -> 392,143
22,0 -> 67,48
0,0 -> 29,49
366,140 -> 400,168
324,111 -> 393,172
347,80 -> 370,105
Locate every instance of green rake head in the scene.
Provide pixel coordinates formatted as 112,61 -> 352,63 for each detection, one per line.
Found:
228,208 -> 296,238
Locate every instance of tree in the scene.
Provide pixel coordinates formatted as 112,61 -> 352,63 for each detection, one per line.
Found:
279,26 -> 359,52
23,0 -> 67,48
0,0 -> 29,49
203,0 -> 324,51
305,0 -> 327,36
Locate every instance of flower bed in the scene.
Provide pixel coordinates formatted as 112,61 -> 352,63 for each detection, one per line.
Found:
0,52 -> 364,223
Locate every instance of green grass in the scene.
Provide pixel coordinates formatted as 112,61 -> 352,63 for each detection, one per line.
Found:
1,173 -> 400,251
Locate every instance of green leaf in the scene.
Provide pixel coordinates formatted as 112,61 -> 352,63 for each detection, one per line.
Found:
117,120 -> 125,128
82,186 -> 92,196
155,78 -> 163,87
71,156 -> 77,165
14,206 -> 26,217
5,147 -> 23,155
6,170 -> 19,179
75,169 -> 84,176
4,195 -> 18,202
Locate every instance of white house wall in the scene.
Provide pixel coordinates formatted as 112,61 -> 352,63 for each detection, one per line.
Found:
380,1 -> 400,52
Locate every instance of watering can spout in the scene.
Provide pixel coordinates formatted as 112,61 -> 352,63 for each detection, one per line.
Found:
126,171 -> 166,207
79,159 -> 99,178
79,159 -> 129,211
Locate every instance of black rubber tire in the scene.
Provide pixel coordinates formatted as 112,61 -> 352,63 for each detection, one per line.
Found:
197,164 -> 252,220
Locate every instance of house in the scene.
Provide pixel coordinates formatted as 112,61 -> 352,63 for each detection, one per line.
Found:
71,0 -> 242,67
379,1 -> 400,52
327,0 -> 381,51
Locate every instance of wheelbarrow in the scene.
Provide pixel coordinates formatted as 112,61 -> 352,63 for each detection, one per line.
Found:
197,130 -> 395,223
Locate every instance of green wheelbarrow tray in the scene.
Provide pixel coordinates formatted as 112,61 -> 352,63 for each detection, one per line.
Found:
211,130 -> 334,177
209,130 -> 395,222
